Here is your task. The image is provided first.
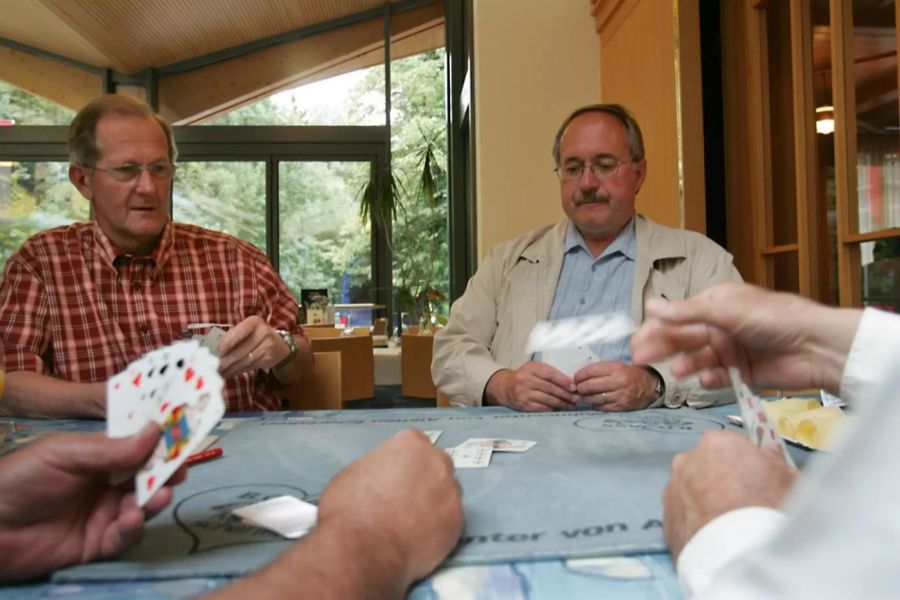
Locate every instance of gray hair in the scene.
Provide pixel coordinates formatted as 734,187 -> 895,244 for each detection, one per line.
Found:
552,103 -> 645,166
68,94 -> 177,166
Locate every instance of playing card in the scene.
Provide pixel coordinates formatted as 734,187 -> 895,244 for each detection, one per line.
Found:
152,342 -> 221,420
422,430 -> 442,444
233,495 -> 318,539
540,346 -> 596,377
107,346 -> 180,438
195,326 -> 227,358
445,444 -> 493,468
458,438 -> 537,453
105,340 -> 226,507
106,362 -> 152,438
526,312 -> 634,353
728,368 -> 795,467
820,388 -> 845,408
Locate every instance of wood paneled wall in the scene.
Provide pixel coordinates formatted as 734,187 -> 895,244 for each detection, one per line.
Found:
592,0 -> 707,233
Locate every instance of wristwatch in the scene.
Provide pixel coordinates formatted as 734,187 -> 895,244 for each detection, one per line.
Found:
653,372 -> 665,400
643,366 -> 665,401
273,329 -> 297,370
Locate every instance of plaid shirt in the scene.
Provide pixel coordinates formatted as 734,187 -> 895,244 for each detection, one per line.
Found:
0,221 -> 303,412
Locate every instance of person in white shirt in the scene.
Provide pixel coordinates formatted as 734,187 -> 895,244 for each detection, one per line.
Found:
630,282 -> 900,599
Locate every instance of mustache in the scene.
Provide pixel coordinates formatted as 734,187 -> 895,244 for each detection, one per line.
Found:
573,192 -> 611,206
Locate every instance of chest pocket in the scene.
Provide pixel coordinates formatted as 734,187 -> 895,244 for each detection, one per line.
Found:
646,258 -> 688,302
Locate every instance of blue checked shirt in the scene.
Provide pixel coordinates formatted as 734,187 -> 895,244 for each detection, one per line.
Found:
538,218 -> 636,363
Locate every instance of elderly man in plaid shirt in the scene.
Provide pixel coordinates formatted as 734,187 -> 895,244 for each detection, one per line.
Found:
0,95 -> 313,417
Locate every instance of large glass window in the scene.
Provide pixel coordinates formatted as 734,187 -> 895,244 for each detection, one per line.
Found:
0,4 -> 461,324
0,161 -> 86,266
0,82 -> 74,125
203,66 -> 385,127
861,237 -> 900,312
0,85 -> 83,266
852,1 -> 900,235
172,161 -> 267,252
389,50 -> 450,323
278,160 -> 372,305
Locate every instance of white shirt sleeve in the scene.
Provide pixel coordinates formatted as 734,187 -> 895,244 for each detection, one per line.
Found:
840,307 -> 900,405
678,308 -> 900,599
676,507 -> 785,599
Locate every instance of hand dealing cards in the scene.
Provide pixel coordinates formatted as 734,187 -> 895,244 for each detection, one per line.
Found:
107,340 -> 225,506
527,313 -> 634,377
728,368 -> 795,467
186,323 -> 230,358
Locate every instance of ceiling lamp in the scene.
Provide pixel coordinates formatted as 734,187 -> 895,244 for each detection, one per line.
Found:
816,105 -> 835,135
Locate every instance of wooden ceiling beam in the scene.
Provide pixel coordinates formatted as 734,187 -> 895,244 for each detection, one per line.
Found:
158,3 -> 443,124
855,70 -> 899,113
0,46 -> 100,112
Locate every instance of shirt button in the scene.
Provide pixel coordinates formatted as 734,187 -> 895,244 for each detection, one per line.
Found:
138,324 -> 150,334
579,298 -> 585,305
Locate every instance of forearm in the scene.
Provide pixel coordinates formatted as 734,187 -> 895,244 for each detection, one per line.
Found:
433,328 -> 505,407
484,369 -> 513,406
211,525 -> 409,600
800,304 -> 861,395
1,372 -> 105,418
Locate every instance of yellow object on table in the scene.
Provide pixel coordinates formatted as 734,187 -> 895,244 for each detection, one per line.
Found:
763,397 -> 847,450
0,369 -> 5,398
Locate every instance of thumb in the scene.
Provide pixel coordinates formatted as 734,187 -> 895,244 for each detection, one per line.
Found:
645,295 -> 714,325
44,423 -> 162,474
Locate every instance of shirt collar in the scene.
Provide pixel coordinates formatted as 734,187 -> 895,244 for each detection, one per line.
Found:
565,217 -> 637,261
91,219 -> 174,273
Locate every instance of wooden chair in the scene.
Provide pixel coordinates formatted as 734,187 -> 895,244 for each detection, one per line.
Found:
279,351 -> 342,410
310,334 -> 375,402
401,333 -> 438,399
305,326 -> 343,338
373,318 -> 388,335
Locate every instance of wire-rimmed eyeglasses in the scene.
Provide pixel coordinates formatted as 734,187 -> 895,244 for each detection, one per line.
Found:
87,162 -> 177,182
554,158 -> 632,182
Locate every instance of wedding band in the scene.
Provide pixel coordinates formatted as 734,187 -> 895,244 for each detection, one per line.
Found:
248,351 -> 255,363
600,392 -> 608,400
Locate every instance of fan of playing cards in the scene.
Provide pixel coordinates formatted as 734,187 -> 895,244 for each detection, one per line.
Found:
728,367 -> 795,468
106,340 -> 225,507
526,312 -> 634,377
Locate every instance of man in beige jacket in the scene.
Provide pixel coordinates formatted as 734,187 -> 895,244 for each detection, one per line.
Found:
432,104 -> 741,411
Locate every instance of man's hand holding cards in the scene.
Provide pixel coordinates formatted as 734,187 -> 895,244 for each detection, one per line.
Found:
527,312 -> 634,378
106,340 -> 225,506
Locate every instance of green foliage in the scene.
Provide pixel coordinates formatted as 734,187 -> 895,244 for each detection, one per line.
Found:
0,81 -> 74,125
349,50 -> 450,319
0,53 -> 449,318
358,169 -> 401,239
0,85 -> 85,268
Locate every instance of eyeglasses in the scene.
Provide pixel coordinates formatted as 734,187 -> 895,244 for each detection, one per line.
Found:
87,162 -> 176,182
555,158 -> 632,182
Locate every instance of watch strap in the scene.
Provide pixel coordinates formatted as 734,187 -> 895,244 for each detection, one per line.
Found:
273,329 -> 297,370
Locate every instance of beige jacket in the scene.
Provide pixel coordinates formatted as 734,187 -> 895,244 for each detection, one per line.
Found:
432,214 -> 743,408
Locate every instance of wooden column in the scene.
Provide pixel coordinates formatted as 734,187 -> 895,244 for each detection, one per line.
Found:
591,0 -> 706,233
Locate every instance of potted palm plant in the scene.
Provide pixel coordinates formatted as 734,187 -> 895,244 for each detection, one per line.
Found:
358,130 -> 447,334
